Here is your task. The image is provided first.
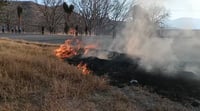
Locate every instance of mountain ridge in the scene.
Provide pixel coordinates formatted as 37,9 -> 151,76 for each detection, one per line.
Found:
167,17 -> 200,29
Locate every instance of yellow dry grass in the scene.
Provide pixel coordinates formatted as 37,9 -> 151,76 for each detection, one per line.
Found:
0,38 -> 193,111
0,39 -> 109,111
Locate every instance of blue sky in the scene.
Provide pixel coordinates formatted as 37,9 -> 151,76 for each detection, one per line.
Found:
19,0 -> 200,20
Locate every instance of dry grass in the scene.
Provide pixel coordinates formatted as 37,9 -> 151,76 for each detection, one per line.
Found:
0,38 -> 194,111
0,39 -> 108,111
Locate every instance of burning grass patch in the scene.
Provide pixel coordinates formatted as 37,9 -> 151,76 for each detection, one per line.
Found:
53,37 -> 200,107
0,38 -> 194,111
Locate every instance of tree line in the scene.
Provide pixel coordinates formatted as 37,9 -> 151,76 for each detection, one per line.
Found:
0,0 -> 23,33
0,0 -> 169,36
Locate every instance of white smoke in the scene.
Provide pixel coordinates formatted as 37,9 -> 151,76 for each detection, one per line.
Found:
109,1 -> 200,76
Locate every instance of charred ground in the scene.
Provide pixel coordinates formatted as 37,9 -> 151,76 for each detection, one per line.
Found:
66,52 -> 200,107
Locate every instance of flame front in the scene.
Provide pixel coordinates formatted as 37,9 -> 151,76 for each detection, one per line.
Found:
84,44 -> 97,55
55,39 -> 96,75
55,39 -> 97,59
55,39 -> 81,59
77,62 -> 91,75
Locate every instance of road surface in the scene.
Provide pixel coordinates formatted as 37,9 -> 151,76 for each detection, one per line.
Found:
0,33 -> 75,44
0,33 -> 113,45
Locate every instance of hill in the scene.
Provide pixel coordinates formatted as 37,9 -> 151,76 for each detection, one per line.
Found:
167,17 -> 200,29
0,1 -> 82,33
0,1 -> 41,32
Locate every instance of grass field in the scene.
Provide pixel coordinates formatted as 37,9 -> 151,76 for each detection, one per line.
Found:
0,38 -> 193,111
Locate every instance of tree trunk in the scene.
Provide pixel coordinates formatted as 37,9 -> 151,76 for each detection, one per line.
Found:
18,16 -> 21,33
112,26 -> 116,39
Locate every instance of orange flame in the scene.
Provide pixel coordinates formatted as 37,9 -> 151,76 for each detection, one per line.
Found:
55,39 -> 96,75
55,39 -> 81,59
55,39 -> 97,59
77,62 -> 91,75
84,44 -> 97,55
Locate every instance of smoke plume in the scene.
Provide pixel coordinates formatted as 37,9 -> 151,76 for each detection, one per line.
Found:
109,1 -> 200,76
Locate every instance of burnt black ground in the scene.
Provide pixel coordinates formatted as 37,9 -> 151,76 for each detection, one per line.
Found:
66,53 -> 200,107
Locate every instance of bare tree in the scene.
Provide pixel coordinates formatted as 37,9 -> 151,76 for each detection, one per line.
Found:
131,5 -> 169,28
130,5 -> 170,37
35,0 -> 64,34
110,0 -> 134,38
148,6 -> 170,36
73,0 -> 133,35
73,0 -> 110,35
148,6 -> 169,28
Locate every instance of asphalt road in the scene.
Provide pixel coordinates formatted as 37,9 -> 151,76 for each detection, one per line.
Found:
0,33 -> 76,44
0,33 -> 113,45
0,33 -> 114,51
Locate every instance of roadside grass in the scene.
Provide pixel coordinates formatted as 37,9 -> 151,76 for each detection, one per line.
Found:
0,39 -> 109,111
0,38 -> 192,111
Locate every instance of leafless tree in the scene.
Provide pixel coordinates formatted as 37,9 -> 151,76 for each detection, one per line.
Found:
72,0 -> 133,35
148,6 -> 170,36
130,5 -> 170,37
131,5 -> 169,28
148,6 -> 170,28
109,0 -> 134,37
35,0 -> 64,33
73,0 -> 107,35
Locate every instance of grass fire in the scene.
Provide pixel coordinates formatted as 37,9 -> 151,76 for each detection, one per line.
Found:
0,38 -> 199,111
54,38 -> 96,74
1,0 -> 200,110
53,35 -> 200,110
77,62 -> 91,75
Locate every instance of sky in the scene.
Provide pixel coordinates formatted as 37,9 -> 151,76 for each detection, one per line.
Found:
19,0 -> 200,20
138,0 -> 200,20
164,0 -> 200,20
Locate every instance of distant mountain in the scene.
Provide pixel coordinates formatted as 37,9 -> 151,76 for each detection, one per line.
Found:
167,18 -> 200,29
